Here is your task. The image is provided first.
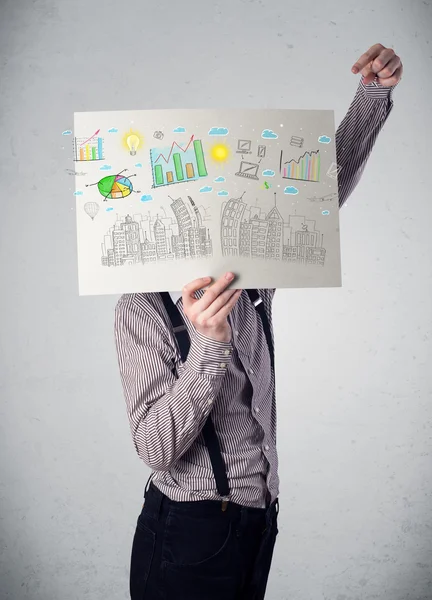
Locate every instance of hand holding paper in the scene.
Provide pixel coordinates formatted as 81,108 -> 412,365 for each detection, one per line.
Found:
351,42 -> 403,86
183,274 -> 241,343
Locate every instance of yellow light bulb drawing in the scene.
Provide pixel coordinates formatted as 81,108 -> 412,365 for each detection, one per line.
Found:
126,133 -> 140,156
122,129 -> 144,156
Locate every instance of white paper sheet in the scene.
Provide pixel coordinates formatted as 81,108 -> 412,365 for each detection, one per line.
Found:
73,109 -> 341,295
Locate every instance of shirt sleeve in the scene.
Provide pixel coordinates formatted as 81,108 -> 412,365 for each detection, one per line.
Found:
114,296 -> 233,471
336,78 -> 397,208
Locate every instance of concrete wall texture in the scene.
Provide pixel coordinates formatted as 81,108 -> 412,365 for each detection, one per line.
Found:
1,0 -> 431,598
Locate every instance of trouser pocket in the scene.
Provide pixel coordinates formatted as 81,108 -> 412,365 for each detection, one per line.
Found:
130,517 -> 156,600
161,508 -> 238,600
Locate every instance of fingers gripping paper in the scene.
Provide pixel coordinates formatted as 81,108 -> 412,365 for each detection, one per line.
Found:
73,109 -> 341,295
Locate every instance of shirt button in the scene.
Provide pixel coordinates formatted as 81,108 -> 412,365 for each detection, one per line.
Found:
207,399 -> 213,405
223,349 -> 231,356
219,362 -> 227,369
254,406 -> 260,413
235,330 -> 239,336
264,445 -> 270,452
248,368 -> 254,375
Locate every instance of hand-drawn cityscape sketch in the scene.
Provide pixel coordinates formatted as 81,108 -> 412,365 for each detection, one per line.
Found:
220,193 -> 326,266
101,195 -> 212,267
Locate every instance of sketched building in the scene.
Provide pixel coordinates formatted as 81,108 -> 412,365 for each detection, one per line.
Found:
220,193 -> 247,256
153,216 -> 168,259
170,196 -> 212,260
170,196 -> 194,234
101,215 -> 141,266
265,205 -> 283,260
141,233 -> 157,263
220,192 -> 326,266
102,197 -> 212,268
249,211 -> 269,259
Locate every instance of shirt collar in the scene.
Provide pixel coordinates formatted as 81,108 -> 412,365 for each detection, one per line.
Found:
169,291 -> 182,304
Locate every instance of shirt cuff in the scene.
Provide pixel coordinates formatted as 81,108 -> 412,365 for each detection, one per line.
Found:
359,76 -> 398,100
186,330 -> 233,377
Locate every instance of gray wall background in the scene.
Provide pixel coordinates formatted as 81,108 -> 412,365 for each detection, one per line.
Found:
1,0 -> 431,598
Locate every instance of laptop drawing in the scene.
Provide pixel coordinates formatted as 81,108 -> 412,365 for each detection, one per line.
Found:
236,139 -> 252,154
235,161 -> 259,180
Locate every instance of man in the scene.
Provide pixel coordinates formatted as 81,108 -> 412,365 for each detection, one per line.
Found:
115,43 -> 403,600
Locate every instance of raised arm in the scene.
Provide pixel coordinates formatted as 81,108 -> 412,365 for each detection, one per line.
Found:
337,43 -> 402,208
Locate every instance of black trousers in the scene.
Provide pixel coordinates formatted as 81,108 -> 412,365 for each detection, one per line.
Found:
130,482 -> 279,600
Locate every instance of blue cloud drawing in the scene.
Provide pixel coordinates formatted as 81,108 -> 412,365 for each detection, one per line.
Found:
322,210 -> 330,215
135,163 -> 143,168
62,130 -> 72,136
100,164 -> 112,171
140,194 -> 153,202
318,135 -> 331,144
200,186 -> 213,193
74,191 -> 83,196
108,127 -> 119,133
262,169 -> 275,177
217,190 -> 229,196
106,207 -> 114,212
208,127 -> 229,136
261,129 -> 278,139
173,126 -> 186,133
284,186 -> 299,195
214,176 -> 226,182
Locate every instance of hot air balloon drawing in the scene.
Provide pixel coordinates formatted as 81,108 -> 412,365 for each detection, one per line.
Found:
84,202 -> 100,220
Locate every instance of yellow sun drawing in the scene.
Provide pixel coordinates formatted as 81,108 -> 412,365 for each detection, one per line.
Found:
122,128 -> 144,155
210,142 -> 230,163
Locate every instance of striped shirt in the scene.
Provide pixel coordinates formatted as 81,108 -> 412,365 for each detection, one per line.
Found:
115,79 -> 396,509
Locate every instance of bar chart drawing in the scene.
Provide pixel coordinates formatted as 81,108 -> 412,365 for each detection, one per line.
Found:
150,135 -> 208,188
73,130 -> 104,162
280,149 -> 320,183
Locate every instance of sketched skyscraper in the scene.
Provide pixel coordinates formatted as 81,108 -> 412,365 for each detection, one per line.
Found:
188,195 -> 203,227
265,195 -> 284,260
112,221 -> 127,266
153,216 -> 168,259
169,195 -> 212,260
169,196 -> 194,235
220,193 -> 247,257
249,210 -> 269,259
123,215 -> 141,264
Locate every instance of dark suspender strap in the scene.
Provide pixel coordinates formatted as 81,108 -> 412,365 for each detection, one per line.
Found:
160,292 -> 189,362
159,292 -> 230,499
245,289 -> 275,370
201,419 -> 230,498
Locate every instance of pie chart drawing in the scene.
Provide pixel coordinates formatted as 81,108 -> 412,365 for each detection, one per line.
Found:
86,169 -> 136,201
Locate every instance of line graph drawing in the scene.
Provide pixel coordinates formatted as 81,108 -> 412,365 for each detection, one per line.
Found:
220,192 -> 326,265
73,129 -> 104,161
280,149 -> 320,182
150,135 -> 208,187
80,129 -> 101,147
